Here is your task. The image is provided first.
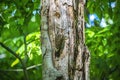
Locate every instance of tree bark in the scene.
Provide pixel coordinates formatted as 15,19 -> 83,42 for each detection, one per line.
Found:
41,0 -> 90,80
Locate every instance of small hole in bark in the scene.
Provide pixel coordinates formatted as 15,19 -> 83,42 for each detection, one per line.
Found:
56,76 -> 64,80
55,51 -> 60,58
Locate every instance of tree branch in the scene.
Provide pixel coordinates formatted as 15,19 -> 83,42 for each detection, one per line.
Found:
0,64 -> 42,72
0,42 -> 23,65
0,42 -> 29,80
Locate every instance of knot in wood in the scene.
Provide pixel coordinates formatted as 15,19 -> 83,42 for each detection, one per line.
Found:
54,12 -> 60,18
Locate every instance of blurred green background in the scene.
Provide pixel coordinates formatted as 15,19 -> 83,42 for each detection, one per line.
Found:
0,0 -> 120,80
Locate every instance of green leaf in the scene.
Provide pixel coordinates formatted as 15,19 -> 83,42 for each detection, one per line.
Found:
22,0 -> 29,6
86,30 -> 95,38
18,18 -> 24,25
11,59 -> 19,67
31,16 -> 36,22
97,28 -> 109,34
34,2 -> 40,9
102,39 -> 107,46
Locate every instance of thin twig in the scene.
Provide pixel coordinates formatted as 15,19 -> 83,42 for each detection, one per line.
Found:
0,64 -> 42,72
23,35 -> 29,80
0,42 -> 28,80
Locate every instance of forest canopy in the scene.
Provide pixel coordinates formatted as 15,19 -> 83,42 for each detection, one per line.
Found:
0,0 -> 120,80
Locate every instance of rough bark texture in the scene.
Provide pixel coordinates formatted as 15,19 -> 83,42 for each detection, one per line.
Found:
41,0 -> 90,80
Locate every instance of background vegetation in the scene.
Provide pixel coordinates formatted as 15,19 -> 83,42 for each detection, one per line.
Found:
0,0 -> 120,80
0,0 -> 42,80
86,0 -> 120,80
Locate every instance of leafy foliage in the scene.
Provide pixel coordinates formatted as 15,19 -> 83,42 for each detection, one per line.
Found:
86,0 -> 120,79
0,0 -> 41,80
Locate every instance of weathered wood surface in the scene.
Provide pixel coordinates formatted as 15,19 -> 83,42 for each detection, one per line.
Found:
41,0 -> 90,80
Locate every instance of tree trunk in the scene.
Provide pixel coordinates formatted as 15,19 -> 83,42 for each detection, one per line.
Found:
41,0 -> 90,80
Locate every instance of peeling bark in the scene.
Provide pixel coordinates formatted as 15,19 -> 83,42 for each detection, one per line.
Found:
41,0 -> 90,80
